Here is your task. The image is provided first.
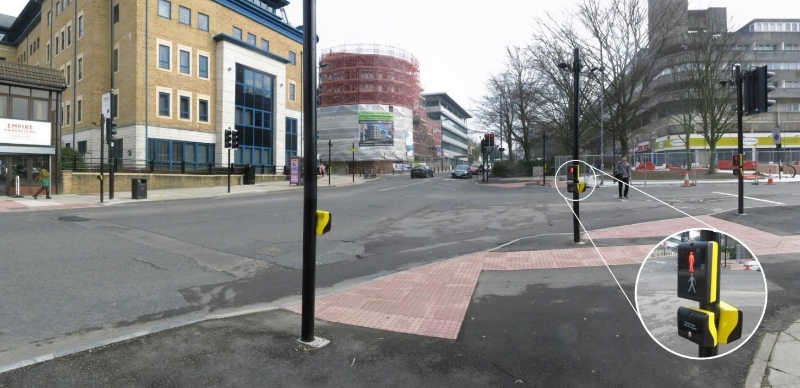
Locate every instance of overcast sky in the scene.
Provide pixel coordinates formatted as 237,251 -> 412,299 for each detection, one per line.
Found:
4,0 -> 794,121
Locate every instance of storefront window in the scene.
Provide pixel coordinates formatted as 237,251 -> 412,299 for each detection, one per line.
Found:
32,100 -> 49,121
11,97 -> 29,120
0,95 -> 7,117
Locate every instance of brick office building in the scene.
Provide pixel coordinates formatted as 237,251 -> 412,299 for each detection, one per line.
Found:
0,0 -> 305,172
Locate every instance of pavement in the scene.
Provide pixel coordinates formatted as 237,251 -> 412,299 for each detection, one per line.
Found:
0,172 -> 798,387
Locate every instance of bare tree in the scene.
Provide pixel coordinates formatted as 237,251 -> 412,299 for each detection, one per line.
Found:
475,70 -> 517,162
670,13 -> 742,174
575,0 -> 686,156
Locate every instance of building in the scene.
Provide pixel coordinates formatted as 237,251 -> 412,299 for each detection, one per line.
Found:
421,92 -> 472,167
0,0 -> 305,176
0,62 -> 66,196
636,0 -> 800,166
317,44 -> 419,173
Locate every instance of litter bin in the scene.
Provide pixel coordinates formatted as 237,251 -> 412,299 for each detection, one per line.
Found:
244,165 -> 256,185
132,178 -> 147,199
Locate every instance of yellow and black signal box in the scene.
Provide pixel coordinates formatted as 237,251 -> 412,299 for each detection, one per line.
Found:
678,306 -> 717,347
677,241 -> 718,304
717,301 -> 743,345
566,165 -> 586,194
315,210 -> 331,235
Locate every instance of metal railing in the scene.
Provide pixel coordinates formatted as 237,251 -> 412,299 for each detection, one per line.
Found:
60,157 -> 288,175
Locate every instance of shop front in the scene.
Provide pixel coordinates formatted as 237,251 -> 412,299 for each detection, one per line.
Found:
0,63 -> 66,197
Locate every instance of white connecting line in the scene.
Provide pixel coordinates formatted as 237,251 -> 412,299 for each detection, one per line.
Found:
559,162 -> 718,315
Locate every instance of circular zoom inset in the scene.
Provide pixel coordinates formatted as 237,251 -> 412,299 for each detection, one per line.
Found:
634,228 -> 767,360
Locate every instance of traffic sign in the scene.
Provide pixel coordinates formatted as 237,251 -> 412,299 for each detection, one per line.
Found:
773,127 -> 781,145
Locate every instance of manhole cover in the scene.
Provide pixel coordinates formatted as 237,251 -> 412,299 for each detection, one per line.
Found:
56,215 -> 89,222
255,247 -> 288,256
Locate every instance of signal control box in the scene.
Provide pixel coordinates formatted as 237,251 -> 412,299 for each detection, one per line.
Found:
678,306 -> 717,347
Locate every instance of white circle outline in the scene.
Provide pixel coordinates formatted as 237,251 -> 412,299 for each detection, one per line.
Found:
553,160 -> 598,202
633,227 -> 769,361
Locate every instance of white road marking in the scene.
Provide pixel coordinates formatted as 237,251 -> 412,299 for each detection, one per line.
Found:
378,180 -> 430,192
712,192 -> 784,205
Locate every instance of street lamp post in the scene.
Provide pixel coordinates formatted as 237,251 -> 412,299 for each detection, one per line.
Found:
591,62 -> 605,185
558,48 -> 582,244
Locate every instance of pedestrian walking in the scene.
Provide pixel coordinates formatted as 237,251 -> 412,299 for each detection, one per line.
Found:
615,155 -> 631,199
33,166 -> 52,199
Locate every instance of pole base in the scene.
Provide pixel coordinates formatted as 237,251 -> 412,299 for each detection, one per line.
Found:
296,336 -> 330,348
13,195 -> 23,198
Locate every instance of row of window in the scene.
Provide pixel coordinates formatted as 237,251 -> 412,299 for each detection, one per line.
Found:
158,0 -> 210,32
47,15 -> 83,63
750,22 -> 800,32
50,0 -> 73,20
157,41 -> 210,79
736,43 -> 800,51
157,89 -> 210,123
0,86 -> 53,121
148,138 -> 216,167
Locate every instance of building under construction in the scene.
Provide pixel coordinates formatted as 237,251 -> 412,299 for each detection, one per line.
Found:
316,44 -> 421,173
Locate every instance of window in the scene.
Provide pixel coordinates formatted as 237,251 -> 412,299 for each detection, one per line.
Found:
65,103 -> 70,125
78,140 -> 87,154
787,103 -> 800,112
158,44 -> 170,69
179,6 -> 190,25
199,99 -> 208,122
78,15 -> 83,37
78,57 -> 83,79
233,27 -> 242,40
56,2 -> 60,16
66,65 -> 70,86
179,96 -> 190,119
61,31 -> 65,51
198,55 -> 208,78
32,99 -> 48,121
46,42 -> 50,62
55,36 -> 59,54
111,93 -> 118,118
785,81 -> 800,89
288,51 -> 296,65
285,117 -> 298,161
48,11 -> 51,25
77,99 -> 82,122
198,13 -> 209,31
158,92 -> 170,116
67,25 -> 71,45
158,0 -> 171,19
289,83 -> 295,102
260,38 -> 269,52
113,4 -> 119,24
179,50 -> 190,74
0,95 -> 6,118
247,33 -> 256,45
112,48 -> 119,72
786,44 -> 800,51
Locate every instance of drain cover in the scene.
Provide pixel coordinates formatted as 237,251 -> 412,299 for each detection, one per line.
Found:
56,215 -> 90,222
255,246 -> 288,256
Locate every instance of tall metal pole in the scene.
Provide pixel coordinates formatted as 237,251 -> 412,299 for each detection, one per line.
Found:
100,114 -> 104,203
599,51 -> 605,185
352,142 -> 355,182
542,132 -> 546,186
300,0 -> 318,343
736,64 -> 744,215
109,0 -> 115,199
328,139 -> 331,186
572,47 -> 581,243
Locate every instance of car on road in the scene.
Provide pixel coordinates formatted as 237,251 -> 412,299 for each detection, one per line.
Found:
452,165 -> 472,179
410,165 -> 433,178
469,163 -> 482,175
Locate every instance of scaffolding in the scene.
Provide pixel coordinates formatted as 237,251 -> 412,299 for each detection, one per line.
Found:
319,44 -> 421,110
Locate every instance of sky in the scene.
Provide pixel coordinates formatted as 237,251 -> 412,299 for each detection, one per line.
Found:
4,0 -> 794,122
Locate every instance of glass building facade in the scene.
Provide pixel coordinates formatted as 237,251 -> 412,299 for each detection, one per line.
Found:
234,64 -> 275,166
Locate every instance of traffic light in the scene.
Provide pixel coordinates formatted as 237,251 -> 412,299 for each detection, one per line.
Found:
745,65 -> 775,115
677,241 -> 719,304
224,129 -> 232,148
483,134 -> 490,149
566,165 -> 577,193
732,154 -> 742,176
489,133 -> 495,147
231,129 -> 240,149
105,117 -> 117,144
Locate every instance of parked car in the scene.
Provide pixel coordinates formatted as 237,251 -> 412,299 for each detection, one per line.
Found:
452,165 -> 472,179
410,165 -> 433,178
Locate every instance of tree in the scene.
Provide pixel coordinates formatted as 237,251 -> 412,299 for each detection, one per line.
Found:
670,12 -> 741,174
475,70 -> 517,162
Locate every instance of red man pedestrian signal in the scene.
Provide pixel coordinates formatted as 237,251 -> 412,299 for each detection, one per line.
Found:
489,133 -> 495,147
732,154 -> 742,176
677,241 -> 718,304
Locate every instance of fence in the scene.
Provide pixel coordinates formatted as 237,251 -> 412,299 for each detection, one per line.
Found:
60,156 -> 288,176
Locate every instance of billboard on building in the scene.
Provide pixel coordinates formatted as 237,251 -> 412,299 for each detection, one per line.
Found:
0,118 -> 51,146
358,111 -> 394,146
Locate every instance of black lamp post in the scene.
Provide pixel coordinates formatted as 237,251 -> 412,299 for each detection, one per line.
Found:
558,47 -> 582,244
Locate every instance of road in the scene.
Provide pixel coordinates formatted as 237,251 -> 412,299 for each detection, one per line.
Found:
1,175 -> 800,385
